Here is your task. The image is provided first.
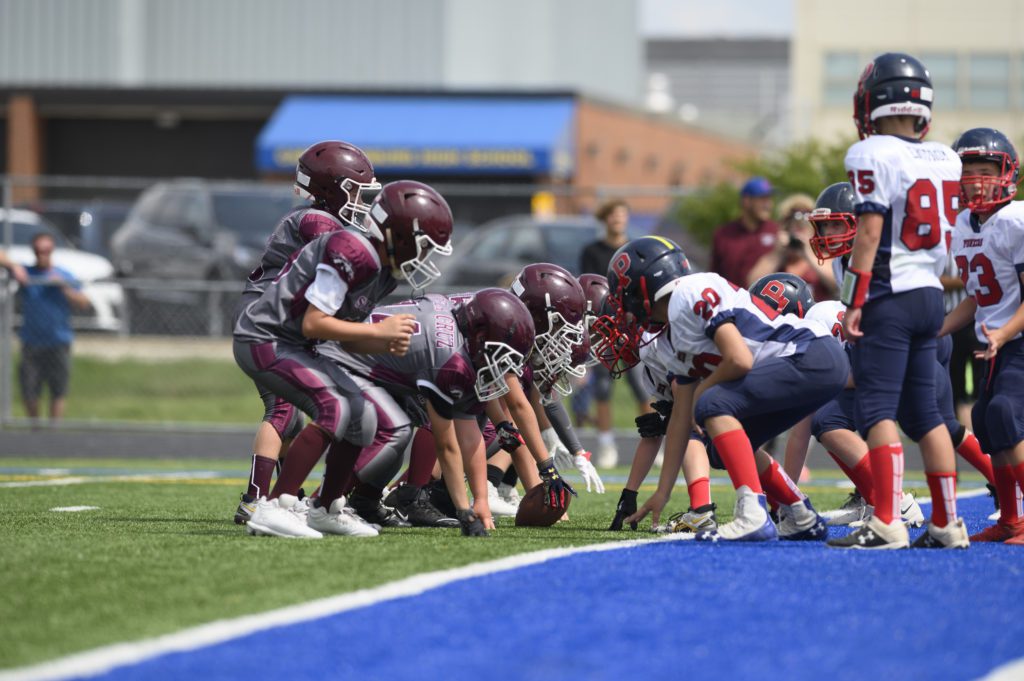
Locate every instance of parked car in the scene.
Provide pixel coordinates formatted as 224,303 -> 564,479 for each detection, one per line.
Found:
31,199 -> 133,259
109,180 -> 300,335
0,208 -> 124,332
110,180 -> 300,283
436,214 -> 645,288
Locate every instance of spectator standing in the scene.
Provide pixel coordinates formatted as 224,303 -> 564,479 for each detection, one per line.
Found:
17,233 -> 90,424
710,177 -> 780,287
748,193 -> 838,300
0,248 -> 27,285
578,198 -> 653,469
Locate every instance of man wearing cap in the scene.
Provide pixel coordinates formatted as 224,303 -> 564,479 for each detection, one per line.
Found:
710,176 -> 780,287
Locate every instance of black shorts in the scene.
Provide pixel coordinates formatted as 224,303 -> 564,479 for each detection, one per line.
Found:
19,344 -> 71,401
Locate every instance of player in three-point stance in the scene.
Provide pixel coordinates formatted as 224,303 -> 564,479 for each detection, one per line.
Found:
598,236 -> 845,542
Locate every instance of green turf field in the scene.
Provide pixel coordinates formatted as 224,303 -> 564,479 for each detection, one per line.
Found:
0,457 -> 862,670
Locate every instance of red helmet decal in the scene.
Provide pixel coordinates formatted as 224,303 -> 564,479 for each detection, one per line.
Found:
611,253 -> 632,290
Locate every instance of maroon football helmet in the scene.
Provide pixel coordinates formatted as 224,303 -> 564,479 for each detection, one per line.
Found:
294,141 -> 381,230
364,181 -> 454,289
453,289 -> 536,401
511,264 -> 586,377
578,273 -> 610,366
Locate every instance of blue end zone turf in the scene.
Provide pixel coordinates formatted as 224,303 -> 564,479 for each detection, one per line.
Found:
78,494 -> 1022,681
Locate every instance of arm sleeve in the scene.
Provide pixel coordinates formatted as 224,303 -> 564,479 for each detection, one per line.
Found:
543,400 -> 584,455
304,264 -> 350,315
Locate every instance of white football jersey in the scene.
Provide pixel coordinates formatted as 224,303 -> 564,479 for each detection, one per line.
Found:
805,299 -> 848,347
951,201 -> 1024,344
666,272 -> 830,383
638,332 -> 673,401
844,135 -> 961,299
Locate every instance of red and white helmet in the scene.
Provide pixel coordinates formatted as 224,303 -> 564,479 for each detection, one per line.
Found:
365,181 -> 454,289
511,264 -> 586,378
453,289 -> 536,401
294,141 -> 381,230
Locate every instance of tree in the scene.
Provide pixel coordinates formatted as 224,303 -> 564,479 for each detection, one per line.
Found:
673,137 -> 856,246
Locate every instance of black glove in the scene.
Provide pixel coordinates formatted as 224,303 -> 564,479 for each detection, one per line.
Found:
496,421 -> 525,453
537,457 -> 577,509
635,411 -> 667,438
457,509 -> 490,537
609,488 -> 638,531
651,400 -> 674,418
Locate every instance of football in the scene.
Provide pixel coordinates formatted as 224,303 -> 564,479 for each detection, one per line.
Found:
514,484 -> 571,527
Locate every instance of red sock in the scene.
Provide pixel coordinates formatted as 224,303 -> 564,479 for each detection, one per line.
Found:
318,440 -> 362,508
712,429 -> 762,493
758,459 -> 803,505
687,476 -> 711,508
1011,463 -> 1024,518
926,472 -> 957,528
994,465 -> 1022,525
869,443 -> 903,524
406,428 -> 439,487
246,454 -> 278,499
956,433 -> 995,485
269,425 -> 331,499
829,451 -> 875,505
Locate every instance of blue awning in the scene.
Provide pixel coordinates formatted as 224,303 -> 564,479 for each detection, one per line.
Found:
255,95 -> 576,177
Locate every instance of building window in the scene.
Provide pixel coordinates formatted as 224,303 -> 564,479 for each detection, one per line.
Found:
969,54 -> 1009,110
920,53 -> 958,110
823,52 -> 862,106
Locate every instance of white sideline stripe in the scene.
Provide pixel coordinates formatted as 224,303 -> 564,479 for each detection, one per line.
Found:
0,487 -> 994,681
0,533 -> 694,681
0,472 -> 221,488
49,506 -> 99,513
982,655 -> 1024,680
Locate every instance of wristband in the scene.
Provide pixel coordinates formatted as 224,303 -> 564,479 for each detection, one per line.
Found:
840,267 -> 872,309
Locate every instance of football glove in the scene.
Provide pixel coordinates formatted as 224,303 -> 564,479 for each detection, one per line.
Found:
496,421 -> 526,453
635,411 -> 667,438
574,452 -> 605,494
537,457 -> 577,509
608,488 -> 639,531
457,509 -> 490,537
652,400 -> 673,418
551,440 -> 575,472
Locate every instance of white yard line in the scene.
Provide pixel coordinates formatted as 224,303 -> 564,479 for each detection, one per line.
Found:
0,533 -> 693,681
0,486 -> 995,681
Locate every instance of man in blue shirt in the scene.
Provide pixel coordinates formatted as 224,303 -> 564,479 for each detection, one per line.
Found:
18,233 -> 90,423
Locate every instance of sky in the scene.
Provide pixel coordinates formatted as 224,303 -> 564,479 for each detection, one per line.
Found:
639,0 -> 793,38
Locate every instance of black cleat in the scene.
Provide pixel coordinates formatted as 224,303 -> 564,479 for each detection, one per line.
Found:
385,484 -> 460,528
424,478 -> 458,519
348,492 -> 412,528
234,493 -> 257,525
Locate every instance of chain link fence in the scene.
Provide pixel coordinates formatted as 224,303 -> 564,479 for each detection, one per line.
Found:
0,174 -> 696,431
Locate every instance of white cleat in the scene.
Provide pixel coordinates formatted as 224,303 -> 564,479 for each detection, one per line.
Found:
824,491 -> 870,526
483,481 -> 518,517
900,492 -> 925,528
849,492 -> 925,529
911,518 -> 970,549
497,482 -> 521,509
306,497 -> 379,537
827,514 -> 909,549
777,498 -> 827,541
696,487 -> 777,542
246,496 -> 323,539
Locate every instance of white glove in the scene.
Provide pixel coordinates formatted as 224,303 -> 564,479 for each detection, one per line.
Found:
541,427 -> 559,453
574,452 -> 605,494
551,440 -> 575,472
